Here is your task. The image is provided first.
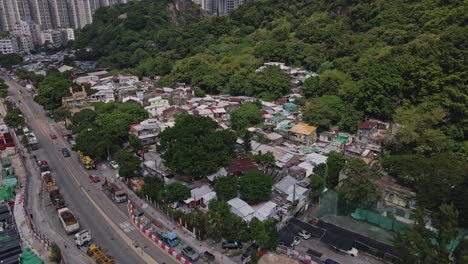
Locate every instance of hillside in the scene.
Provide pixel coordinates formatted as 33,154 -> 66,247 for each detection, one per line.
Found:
74,0 -> 468,226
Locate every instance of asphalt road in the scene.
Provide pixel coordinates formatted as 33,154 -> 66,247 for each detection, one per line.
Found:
4,76 -> 176,264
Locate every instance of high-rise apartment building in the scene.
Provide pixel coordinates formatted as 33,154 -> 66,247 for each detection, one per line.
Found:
0,0 -> 21,32
193,0 -> 248,16
0,35 -> 20,54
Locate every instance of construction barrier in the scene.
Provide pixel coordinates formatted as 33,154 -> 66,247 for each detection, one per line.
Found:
127,201 -> 191,264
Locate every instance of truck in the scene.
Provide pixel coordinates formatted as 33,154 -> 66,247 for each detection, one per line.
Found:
41,172 -> 58,192
77,151 -> 96,170
74,229 -> 92,247
87,244 -> 113,264
38,160 -> 50,173
57,207 -> 80,234
161,231 -> 179,248
49,189 -> 66,210
102,180 -> 127,203
25,84 -> 34,92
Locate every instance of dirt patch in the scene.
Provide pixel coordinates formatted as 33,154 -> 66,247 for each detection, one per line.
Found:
259,252 -> 301,264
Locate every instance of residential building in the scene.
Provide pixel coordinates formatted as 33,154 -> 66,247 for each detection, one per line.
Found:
148,96 -> 169,108
41,29 -> 63,47
227,197 -> 255,222
13,20 -> 34,52
218,0 -> 245,16
226,156 -> 257,175
0,35 -> 19,54
89,83 -> 114,103
0,0 -> 21,32
116,74 -> 139,85
288,122 -> 317,145
184,185 -> 217,207
129,119 -> 160,147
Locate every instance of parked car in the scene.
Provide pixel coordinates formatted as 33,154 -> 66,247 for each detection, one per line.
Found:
50,134 -> 57,139
324,259 -> 340,264
203,251 -> 215,262
241,243 -> 258,262
298,230 -> 311,240
222,241 -> 243,250
109,160 -> 119,170
182,246 -> 199,262
62,148 -> 70,157
88,174 -> 100,183
337,247 -> 358,257
293,236 -> 301,246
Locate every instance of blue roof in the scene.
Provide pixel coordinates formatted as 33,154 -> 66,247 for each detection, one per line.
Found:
166,232 -> 178,240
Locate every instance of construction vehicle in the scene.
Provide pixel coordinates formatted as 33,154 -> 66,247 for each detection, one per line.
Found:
57,207 -> 80,234
87,244 -> 113,264
74,229 -> 92,247
102,179 -> 127,203
49,189 -> 66,210
77,151 -> 96,170
41,172 -> 58,192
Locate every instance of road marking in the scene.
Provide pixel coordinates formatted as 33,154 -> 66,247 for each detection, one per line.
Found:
119,221 -> 136,233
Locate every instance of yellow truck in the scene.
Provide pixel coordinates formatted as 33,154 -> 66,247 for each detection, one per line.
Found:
77,151 -> 96,170
87,244 -> 113,264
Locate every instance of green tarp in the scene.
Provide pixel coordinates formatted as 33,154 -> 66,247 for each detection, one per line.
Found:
2,177 -> 17,188
351,208 -> 408,232
0,186 -> 14,201
21,248 -> 44,264
283,103 -> 298,112
2,157 -> 11,167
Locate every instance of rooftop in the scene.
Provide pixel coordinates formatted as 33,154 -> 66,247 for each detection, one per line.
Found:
289,122 -> 317,135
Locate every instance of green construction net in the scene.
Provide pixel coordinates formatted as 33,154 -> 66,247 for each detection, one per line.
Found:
351,208 -> 409,232
1,157 -> 11,167
2,177 -> 17,188
0,186 -> 14,201
21,248 -> 44,264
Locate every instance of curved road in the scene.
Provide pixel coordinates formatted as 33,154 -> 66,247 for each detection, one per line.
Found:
4,76 -> 176,264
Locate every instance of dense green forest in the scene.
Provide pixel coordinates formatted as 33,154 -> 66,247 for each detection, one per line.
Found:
74,0 -> 467,229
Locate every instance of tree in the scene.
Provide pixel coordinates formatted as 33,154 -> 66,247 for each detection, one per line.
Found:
337,158 -> 381,209
115,149 -> 141,179
243,131 -> 252,152
129,134 -> 142,151
303,95 -> 362,133
159,115 -> 236,180
213,176 -> 239,201
251,151 -> 275,170
49,243 -> 62,263
230,102 -> 263,131
240,171 -> 272,204
309,167 -> 326,202
253,67 -> 291,101
161,183 -> 190,203
34,74 -> 75,110
52,106 -> 72,126
141,177 -> 165,202
0,78 -> 9,98
394,204 -> 459,264
70,109 -> 96,133
207,200 -> 245,241
248,218 -> 278,249
325,152 -> 346,188
4,109 -> 24,128
0,54 -> 23,70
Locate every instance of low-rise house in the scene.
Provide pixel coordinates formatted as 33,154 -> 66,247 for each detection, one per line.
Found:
227,156 -> 257,175
161,106 -> 187,122
252,201 -> 278,221
375,176 -> 417,224
89,84 -> 115,103
319,131 -> 336,143
148,96 -> 169,108
265,132 -> 283,145
288,122 -> 317,145
184,185 -> 217,207
122,96 -> 143,105
129,119 -> 160,147
62,86 -> 94,115
75,75 -> 98,85
274,175 -> 309,205
251,142 -> 302,169
355,119 -> 389,152
207,167 -> 228,182
116,74 -> 139,85
228,197 -> 255,222
143,159 -> 171,179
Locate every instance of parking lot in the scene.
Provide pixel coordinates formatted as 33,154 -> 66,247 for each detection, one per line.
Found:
284,219 -> 385,264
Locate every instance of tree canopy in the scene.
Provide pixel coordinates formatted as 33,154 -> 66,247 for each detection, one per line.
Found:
159,115 -> 236,180
115,149 -> 142,179
230,102 -> 263,131
239,170 -> 272,204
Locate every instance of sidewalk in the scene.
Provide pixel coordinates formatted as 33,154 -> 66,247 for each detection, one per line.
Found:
112,175 -> 237,264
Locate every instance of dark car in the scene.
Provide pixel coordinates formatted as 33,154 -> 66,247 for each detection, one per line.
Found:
222,241 -> 243,250
241,243 -> 258,262
203,251 -> 215,262
62,148 -> 70,157
324,259 -> 340,264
